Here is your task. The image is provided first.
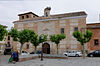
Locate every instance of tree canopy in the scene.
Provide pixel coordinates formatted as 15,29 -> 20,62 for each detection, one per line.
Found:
18,29 -> 36,53
73,30 -> 93,45
39,34 -> 48,43
50,34 -> 66,45
18,29 -> 35,43
31,34 -> 47,52
9,27 -> 19,41
9,28 -> 36,53
0,25 -> 8,41
50,34 -> 66,54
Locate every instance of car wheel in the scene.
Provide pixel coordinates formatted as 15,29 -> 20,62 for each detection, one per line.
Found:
90,54 -> 93,57
75,54 -> 79,57
64,54 -> 67,56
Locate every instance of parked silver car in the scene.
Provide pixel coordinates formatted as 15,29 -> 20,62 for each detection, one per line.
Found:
63,50 -> 82,57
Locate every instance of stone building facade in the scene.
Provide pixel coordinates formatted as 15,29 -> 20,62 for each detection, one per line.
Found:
0,35 -> 13,54
12,7 -> 87,54
87,23 -> 100,52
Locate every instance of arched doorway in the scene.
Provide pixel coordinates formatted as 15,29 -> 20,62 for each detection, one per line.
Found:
42,43 -> 50,54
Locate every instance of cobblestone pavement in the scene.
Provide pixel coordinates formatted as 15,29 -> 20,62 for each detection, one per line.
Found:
1,55 -> 100,66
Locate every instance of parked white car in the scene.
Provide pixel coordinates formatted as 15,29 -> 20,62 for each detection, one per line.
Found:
21,51 -> 30,55
63,50 -> 82,57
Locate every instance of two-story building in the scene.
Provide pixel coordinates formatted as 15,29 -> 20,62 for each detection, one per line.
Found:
87,23 -> 100,52
11,7 -> 87,54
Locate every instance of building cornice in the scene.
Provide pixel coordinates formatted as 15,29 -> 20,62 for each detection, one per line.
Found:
14,15 -> 87,24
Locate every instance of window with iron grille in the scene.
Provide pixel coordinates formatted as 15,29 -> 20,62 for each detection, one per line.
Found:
61,28 -> 64,34
46,12 -> 48,17
26,15 -> 29,18
8,36 -> 10,40
22,16 -> 24,19
26,44 -> 29,49
94,39 -> 99,45
74,27 -> 78,31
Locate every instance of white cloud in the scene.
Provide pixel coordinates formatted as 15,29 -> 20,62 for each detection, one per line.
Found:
0,0 -> 100,29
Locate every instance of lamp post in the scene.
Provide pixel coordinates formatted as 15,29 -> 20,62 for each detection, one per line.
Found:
41,36 -> 44,61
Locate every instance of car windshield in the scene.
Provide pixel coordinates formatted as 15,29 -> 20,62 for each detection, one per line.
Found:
94,51 -> 99,53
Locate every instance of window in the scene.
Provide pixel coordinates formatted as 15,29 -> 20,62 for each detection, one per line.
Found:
8,36 -> 10,40
26,44 -> 29,49
94,39 -> 99,45
61,28 -> 64,34
46,12 -> 48,17
6,42 -> 10,47
95,51 -> 99,53
26,15 -> 29,18
8,42 -> 10,47
74,27 -> 78,31
22,16 -> 24,19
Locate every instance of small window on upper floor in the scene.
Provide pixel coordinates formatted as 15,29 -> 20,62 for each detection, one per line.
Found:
33,15 -> 35,18
74,27 -> 78,31
26,44 -> 29,49
46,12 -> 48,17
8,36 -> 10,40
22,16 -> 24,19
26,15 -> 29,18
8,42 -> 10,47
61,28 -> 64,34
94,39 -> 99,45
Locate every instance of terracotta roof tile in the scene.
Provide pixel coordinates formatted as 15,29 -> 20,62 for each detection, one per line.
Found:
18,12 -> 39,17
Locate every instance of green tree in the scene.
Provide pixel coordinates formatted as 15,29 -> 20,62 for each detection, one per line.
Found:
39,34 -> 48,43
50,34 -> 66,54
0,25 -> 8,41
18,29 -> 35,53
9,27 -> 19,41
9,27 -> 19,52
31,34 -> 39,53
30,34 -> 47,53
73,30 -> 93,58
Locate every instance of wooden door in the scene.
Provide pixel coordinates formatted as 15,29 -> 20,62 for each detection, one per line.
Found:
42,43 -> 50,54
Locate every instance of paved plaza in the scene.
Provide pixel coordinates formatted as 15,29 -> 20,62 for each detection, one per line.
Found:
0,55 -> 100,66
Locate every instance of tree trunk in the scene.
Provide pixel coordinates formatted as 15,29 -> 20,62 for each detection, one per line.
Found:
20,44 -> 23,54
34,46 -> 37,54
57,44 -> 58,54
12,41 -> 14,52
82,44 -> 85,59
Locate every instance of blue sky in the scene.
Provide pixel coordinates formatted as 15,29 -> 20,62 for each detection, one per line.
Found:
0,0 -> 100,29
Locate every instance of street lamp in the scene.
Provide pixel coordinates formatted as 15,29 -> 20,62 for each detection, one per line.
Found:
41,36 -> 44,61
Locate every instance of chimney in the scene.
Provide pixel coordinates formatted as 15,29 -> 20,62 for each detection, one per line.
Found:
44,7 -> 51,17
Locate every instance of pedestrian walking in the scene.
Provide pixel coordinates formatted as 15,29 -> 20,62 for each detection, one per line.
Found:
12,50 -> 19,63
